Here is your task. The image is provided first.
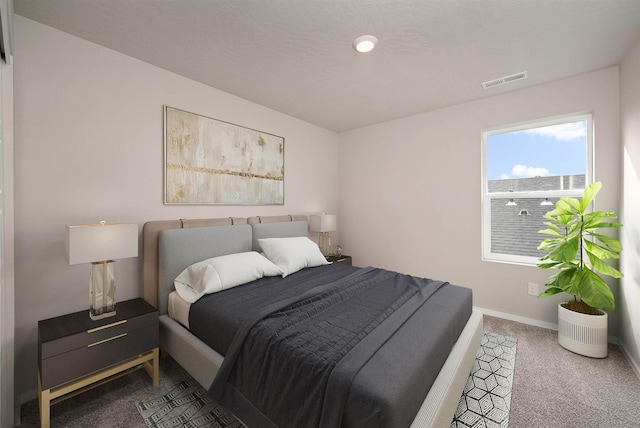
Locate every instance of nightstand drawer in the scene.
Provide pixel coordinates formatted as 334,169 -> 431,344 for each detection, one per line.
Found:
40,323 -> 158,390
40,312 -> 157,359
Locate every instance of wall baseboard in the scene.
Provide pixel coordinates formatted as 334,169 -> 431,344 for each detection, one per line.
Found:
474,306 -> 558,330
619,341 -> 640,381
474,306 -> 620,344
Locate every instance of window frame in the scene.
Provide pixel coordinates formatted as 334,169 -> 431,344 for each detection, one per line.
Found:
481,112 -> 594,265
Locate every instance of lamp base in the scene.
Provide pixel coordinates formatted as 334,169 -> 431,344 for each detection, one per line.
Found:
89,308 -> 116,321
318,232 -> 331,256
89,261 -> 117,321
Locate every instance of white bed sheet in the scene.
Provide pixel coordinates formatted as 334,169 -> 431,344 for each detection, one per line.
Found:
168,290 -> 191,329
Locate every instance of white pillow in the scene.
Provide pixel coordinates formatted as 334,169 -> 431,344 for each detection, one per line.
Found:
174,251 -> 283,303
258,236 -> 330,277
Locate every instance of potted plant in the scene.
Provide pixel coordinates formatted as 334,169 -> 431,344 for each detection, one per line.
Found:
537,181 -> 623,358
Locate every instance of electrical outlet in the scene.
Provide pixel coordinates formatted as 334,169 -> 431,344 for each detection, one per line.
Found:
527,282 -> 539,296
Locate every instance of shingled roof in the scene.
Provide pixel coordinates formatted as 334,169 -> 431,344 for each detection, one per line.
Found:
489,175 -> 586,258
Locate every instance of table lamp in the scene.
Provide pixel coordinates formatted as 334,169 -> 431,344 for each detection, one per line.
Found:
309,213 -> 336,256
65,221 -> 138,320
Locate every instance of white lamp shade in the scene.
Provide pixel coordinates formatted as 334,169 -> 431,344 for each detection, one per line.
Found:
309,214 -> 336,233
66,223 -> 138,265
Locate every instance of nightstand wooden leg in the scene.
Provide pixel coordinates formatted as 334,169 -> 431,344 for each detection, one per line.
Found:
143,347 -> 160,387
38,372 -> 51,428
152,347 -> 159,387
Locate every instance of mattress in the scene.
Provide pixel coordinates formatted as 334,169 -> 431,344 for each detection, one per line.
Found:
167,291 -> 191,329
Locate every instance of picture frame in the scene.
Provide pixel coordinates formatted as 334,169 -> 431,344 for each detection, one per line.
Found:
164,106 -> 284,205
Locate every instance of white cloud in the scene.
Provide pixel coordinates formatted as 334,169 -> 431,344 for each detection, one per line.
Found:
502,164 -> 551,179
520,121 -> 586,141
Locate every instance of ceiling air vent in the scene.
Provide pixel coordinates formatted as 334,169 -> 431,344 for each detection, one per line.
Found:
482,71 -> 527,89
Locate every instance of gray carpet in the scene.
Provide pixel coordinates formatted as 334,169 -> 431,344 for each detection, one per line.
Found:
483,315 -> 640,427
18,357 -> 189,428
18,315 -> 640,427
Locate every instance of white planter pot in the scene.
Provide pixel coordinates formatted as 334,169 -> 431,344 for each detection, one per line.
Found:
557,303 -> 608,358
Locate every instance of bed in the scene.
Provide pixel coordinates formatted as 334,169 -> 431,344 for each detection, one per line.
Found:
142,215 -> 483,428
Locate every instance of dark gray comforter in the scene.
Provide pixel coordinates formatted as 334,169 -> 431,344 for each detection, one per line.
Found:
190,264 -> 472,428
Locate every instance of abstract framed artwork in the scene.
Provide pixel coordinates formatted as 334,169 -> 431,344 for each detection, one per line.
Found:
164,106 -> 284,205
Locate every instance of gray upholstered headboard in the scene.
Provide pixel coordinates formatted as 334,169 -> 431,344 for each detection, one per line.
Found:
151,217 -> 309,315
250,221 -> 309,251
157,225 -> 252,315
143,217 -> 246,311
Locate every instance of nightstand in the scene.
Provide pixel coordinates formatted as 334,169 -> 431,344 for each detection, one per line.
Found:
326,255 -> 352,266
38,298 -> 159,428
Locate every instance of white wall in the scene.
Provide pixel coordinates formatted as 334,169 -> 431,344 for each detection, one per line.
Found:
13,16 -> 339,401
620,36 -> 640,375
339,67 -> 621,330
1,39 -> 15,428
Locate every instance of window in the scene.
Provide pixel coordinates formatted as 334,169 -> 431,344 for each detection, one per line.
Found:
482,113 -> 593,264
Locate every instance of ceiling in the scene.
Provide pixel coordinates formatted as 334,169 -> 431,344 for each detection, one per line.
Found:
14,0 -> 640,132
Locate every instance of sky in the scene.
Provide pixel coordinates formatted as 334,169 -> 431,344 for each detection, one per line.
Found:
486,120 -> 587,181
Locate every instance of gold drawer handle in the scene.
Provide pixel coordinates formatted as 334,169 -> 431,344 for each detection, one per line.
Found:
88,333 -> 127,348
87,320 -> 127,334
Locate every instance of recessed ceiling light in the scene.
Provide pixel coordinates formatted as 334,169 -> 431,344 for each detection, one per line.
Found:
353,35 -> 378,53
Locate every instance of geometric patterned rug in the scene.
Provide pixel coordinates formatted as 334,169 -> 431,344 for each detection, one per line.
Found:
451,331 -> 518,428
137,331 -> 516,428
136,377 -> 243,428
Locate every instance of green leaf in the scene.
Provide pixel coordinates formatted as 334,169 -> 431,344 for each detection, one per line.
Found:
537,242 -> 551,252
557,214 -> 574,225
537,262 -> 562,269
583,211 -> 616,222
583,215 -> 619,231
567,223 -> 580,235
584,240 -> 620,260
553,199 -> 576,216
584,221 -> 623,230
546,235 -> 579,263
587,254 -> 624,278
580,181 -> 601,212
591,232 -> 623,252
538,287 -> 564,297
537,238 -> 565,251
563,197 -> 582,212
544,268 -> 579,295
576,268 -> 615,312
539,228 -> 562,237
547,199 -> 575,215
543,221 -> 563,231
